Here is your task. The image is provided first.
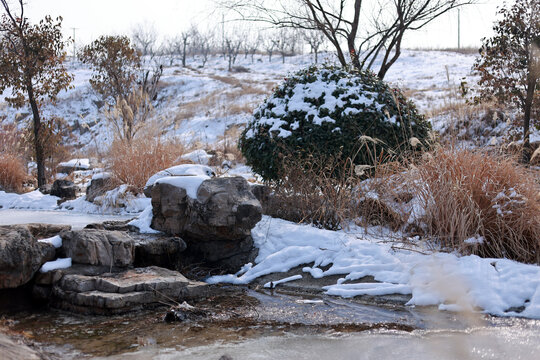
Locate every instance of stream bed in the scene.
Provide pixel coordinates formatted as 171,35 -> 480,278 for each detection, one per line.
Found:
4,289 -> 540,360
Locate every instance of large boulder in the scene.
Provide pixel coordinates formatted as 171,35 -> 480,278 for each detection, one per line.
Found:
152,176 -> 262,240
151,176 -> 262,271
50,179 -> 77,200
0,225 -> 56,289
60,229 -> 135,267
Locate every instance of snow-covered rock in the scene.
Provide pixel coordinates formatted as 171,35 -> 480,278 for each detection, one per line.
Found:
143,164 -> 215,197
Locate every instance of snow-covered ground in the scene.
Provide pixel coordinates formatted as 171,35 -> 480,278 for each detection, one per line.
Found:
1,50 -> 539,320
208,217 -> 540,319
0,49 -> 505,153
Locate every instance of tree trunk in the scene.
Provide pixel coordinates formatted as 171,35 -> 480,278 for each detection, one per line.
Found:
182,42 -> 187,67
26,82 -> 46,187
522,71 -> 536,163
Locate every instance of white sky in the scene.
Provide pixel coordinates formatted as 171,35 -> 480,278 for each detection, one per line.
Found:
19,0 -> 503,51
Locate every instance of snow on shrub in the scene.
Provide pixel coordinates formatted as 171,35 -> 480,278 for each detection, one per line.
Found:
239,65 -> 432,180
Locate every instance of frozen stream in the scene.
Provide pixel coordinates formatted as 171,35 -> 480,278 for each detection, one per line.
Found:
0,209 -> 134,229
1,210 -> 539,359
101,326 -> 540,360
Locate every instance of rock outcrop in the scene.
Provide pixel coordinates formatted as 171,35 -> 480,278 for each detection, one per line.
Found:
0,225 -> 56,289
60,229 -> 135,267
47,266 -> 209,314
151,176 -> 262,271
134,236 -> 187,269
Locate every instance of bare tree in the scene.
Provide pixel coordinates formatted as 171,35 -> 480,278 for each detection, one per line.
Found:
193,28 -> 215,67
242,29 -> 261,62
262,30 -> 277,62
0,0 -> 73,187
224,31 -> 243,71
275,28 -> 291,64
303,29 -> 325,63
131,22 -> 158,58
162,36 -> 178,66
222,0 -> 475,79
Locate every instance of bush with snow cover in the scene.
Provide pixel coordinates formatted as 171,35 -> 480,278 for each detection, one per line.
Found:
239,65 -> 432,180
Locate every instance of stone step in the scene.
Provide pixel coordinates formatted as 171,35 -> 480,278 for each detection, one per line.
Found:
50,266 -> 210,314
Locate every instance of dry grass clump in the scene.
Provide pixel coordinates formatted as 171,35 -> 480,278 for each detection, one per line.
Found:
107,137 -> 187,193
0,153 -> 27,193
0,124 -> 28,192
264,153 -> 359,230
411,147 -> 540,264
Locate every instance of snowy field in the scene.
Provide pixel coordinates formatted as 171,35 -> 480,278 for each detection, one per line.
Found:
1,50 -> 539,319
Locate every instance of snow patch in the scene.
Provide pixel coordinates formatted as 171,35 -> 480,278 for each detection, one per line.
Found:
58,158 -> 90,169
207,216 -> 540,319
128,205 -> 160,234
38,235 -> 62,248
40,258 -> 72,273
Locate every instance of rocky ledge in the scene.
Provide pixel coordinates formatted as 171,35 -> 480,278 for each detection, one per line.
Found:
39,266 -> 209,314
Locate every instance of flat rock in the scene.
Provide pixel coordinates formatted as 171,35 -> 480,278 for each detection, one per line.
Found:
25,223 -> 71,239
51,266 -> 210,314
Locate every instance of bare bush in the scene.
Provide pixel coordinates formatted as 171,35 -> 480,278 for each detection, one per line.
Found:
0,152 -> 27,193
264,152 -> 360,230
107,137 -> 187,193
103,87 -> 154,143
410,147 -> 540,264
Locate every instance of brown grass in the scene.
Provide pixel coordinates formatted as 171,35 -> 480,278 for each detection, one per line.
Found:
106,137 -> 187,193
410,147 -> 540,264
264,153 -> 360,230
0,153 -> 27,193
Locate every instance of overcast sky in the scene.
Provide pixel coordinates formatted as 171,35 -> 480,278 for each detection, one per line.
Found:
18,0 -> 503,51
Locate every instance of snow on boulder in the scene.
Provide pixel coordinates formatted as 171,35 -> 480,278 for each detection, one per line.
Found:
143,164 -> 215,197
179,149 -> 212,165
39,258 -> 72,273
154,175 -> 210,200
38,235 -> 62,248
57,158 -> 91,173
